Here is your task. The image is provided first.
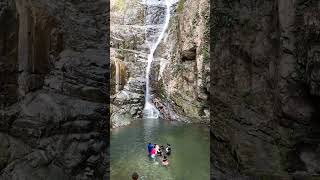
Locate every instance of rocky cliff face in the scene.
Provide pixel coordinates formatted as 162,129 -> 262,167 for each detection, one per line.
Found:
156,0 -> 210,123
211,0 -> 320,179
110,0 -> 209,127
0,0 -> 108,179
110,0 -> 147,128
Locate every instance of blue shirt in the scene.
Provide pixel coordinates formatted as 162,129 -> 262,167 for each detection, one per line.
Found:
147,144 -> 153,154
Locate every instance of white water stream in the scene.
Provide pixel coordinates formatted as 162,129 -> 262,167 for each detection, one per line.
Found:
143,0 -> 172,118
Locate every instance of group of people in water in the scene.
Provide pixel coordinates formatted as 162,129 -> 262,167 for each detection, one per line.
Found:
147,143 -> 171,166
130,143 -> 172,179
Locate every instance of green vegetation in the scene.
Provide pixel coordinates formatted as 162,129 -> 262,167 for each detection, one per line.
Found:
172,64 -> 185,76
202,44 -> 209,63
177,0 -> 186,13
114,0 -> 126,11
155,78 -> 167,101
202,6 -> 210,64
171,93 -> 201,118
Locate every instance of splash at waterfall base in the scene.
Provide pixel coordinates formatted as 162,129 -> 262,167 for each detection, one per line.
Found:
143,102 -> 160,119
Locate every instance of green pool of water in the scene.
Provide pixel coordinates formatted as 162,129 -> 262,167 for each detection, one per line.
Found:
110,118 -> 210,180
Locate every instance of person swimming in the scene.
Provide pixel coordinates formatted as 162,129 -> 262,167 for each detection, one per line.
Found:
132,172 -> 139,180
165,144 -> 171,156
153,144 -> 159,155
150,145 -> 157,159
147,143 -> 153,155
156,144 -> 163,156
155,144 -> 159,151
157,147 -> 162,156
162,156 -> 169,166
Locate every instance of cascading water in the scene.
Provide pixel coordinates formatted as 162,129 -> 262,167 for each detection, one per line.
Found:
143,0 -> 171,118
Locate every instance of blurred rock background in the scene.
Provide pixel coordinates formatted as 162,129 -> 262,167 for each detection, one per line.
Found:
0,0 -> 108,179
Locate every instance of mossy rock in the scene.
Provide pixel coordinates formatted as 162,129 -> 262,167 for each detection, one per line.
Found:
113,0 -> 126,11
172,64 -> 185,77
171,93 -> 202,119
111,112 -> 133,128
177,0 -> 186,13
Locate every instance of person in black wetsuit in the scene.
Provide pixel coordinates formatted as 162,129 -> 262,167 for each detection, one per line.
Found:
159,145 -> 165,156
157,146 -> 163,156
165,144 -> 171,156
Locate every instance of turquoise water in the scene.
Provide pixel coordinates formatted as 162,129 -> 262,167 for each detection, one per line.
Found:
110,118 -> 210,180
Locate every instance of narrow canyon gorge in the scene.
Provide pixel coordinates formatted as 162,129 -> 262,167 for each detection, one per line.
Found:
110,0 -> 209,127
1,0 -> 320,179
110,0 -> 210,179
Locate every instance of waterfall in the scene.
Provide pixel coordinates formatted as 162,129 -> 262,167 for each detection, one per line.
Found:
143,0 -> 171,119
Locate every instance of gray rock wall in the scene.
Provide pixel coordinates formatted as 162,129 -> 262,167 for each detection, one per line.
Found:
211,0 -> 320,179
156,0 -> 210,123
0,0 -> 108,179
110,0 -> 147,128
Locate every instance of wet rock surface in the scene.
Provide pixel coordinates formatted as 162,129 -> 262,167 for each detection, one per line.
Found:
0,0 -> 108,179
211,0 -> 320,179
